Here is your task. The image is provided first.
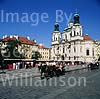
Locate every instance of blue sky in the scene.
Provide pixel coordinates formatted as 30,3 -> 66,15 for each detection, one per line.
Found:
0,0 -> 100,47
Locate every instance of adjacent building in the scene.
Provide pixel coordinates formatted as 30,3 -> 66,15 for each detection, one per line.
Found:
1,35 -> 50,60
97,41 -> 100,59
1,35 -> 37,59
38,44 -> 50,61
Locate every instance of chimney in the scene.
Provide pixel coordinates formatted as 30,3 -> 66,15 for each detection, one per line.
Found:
10,35 -> 13,38
27,36 -> 30,40
4,35 -> 7,38
14,35 -> 18,39
34,40 -> 36,43
3,36 -> 5,39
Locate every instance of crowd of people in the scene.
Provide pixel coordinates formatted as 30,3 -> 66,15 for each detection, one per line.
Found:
4,61 -> 36,70
38,62 -> 66,79
37,61 -> 100,79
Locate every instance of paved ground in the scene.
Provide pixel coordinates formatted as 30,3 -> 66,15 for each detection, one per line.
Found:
0,65 -> 87,80
0,67 -> 100,99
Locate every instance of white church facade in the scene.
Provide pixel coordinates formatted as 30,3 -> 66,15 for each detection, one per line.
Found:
51,12 -> 98,63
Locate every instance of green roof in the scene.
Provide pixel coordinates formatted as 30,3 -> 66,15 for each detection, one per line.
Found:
73,23 -> 81,26
64,28 -> 71,32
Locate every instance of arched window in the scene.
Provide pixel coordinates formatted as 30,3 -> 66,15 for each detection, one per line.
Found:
69,56 -> 70,60
86,49 -> 89,56
77,32 -> 79,35
63,48 -> 65,53
56,37 -> 57,41
65,34 -> 67,40
70,32 -> 72,37
74,31 -> 76,36
65,54 -> 67,57
74,56 -> 76,60
74,47 -> 76,53
57,47 -> 59,50
62,55 -> 64,60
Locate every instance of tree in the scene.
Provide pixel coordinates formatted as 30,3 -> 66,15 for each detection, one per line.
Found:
32,51 -> 41,60
0,49 -> 3,66
4,39 -> 22,59
0,49 -> 5,72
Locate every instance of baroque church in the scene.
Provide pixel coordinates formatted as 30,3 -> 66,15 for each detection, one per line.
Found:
51,12 -> 98,63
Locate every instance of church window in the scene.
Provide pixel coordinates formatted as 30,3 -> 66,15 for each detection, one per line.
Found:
69,56 -> 70,60
63,48 -> 65,53
86,49 -> 89,56
74,31 -> 76,36
56,38 -> 57,41
74,56 -> 76,60
70,32 -> 72,37
74,47 -> 76,53
57,47 -> 59,50
65,54 -> 67,57
62,55 -> 64,60
65,34 -> 67,40
77,32 -> 79,35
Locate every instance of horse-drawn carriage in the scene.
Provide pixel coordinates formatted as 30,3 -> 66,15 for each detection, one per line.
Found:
38,64 -> 65,79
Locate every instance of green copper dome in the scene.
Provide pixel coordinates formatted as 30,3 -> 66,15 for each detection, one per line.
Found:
74,11 -> 80,24
54,22 -> 59,31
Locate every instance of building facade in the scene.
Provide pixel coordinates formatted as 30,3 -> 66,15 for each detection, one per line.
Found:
38,44 -> 50,61
97,41 -> 100,60
1,35 -> 50,60
51,12 -> 98,63
1,35 -> 37,59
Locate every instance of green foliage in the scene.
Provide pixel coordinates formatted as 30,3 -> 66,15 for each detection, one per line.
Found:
0,50 -> 3,61
4,40 -> 22,59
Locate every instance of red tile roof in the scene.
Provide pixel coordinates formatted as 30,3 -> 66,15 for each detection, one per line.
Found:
2,36 -> 16,42
2,36 -> 36,45
83,35 -> 93,41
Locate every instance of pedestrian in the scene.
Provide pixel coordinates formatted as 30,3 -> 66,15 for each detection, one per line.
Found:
13,63 -> 16,70
16,62 -> 18,69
